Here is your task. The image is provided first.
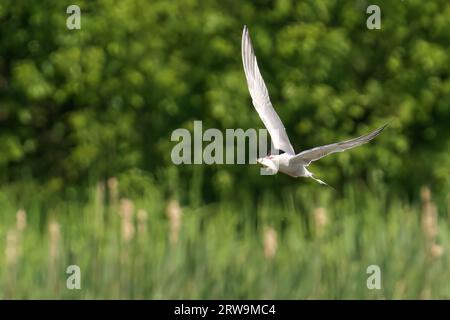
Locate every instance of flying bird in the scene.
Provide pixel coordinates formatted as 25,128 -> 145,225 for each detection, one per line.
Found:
241,25 -> 386,185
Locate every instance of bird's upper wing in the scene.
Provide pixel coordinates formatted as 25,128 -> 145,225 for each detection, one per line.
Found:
241,26 -> 295,155
290,124 -> 387,166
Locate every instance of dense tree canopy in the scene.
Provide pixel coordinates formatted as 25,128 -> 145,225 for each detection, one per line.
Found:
1,0 -> 449,199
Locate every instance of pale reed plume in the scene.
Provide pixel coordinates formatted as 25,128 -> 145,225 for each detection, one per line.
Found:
263,227 -> 278,259
420,186 -> 444,259
421,186 -> 438,241
430,243 -> 444,259
422,201 -> 438,242
48,221 -> 61,262
120,198 -> 135,243
137,209 -> 148,237
47,220 -> 61,294
14,209 -> 27,261
16,208 -> 27,232
314,207 -> 328,238
107,177 -> 119,208
166,199 -> 182,246
420,185 -> 431,204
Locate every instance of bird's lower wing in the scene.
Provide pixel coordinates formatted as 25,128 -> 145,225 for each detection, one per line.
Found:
241,26 -> 295,155
290,124 -> 387,166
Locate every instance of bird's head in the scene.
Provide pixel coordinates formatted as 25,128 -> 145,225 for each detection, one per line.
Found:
257,155 -> 279,175
257,155 -> 278,169
257,155 -> 272,165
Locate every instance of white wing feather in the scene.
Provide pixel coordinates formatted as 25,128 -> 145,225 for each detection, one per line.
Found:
241,26 -> 295,155
290,125 -> 387,166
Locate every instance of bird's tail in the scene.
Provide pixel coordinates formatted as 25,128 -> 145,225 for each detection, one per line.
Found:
304,168 -> 334,188
310,175 -> 334,189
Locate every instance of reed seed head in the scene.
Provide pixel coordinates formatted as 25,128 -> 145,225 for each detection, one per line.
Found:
263,227 -> 278,259
421,200 -> 438,241
430,243 -> 444,259
16,208 -> 27,232
120,198 -> 134,219
120,199 -> 135,243
166,199 -> 182,246
314,207 -> 328,237
420,186 -> 431,204
48,221 -> 61,261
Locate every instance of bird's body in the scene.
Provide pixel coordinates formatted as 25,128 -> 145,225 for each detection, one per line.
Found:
257,153 -> 327,185
257,154 -> 304,177
241,25 -> 386,185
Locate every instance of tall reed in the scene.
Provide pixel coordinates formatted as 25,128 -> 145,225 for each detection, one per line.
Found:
166,199 -> 182,246
48,220 -> 61,294
263,227 -> 278,260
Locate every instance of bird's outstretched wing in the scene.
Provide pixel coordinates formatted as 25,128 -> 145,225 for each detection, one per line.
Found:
290,125 -> 387,166
241,26 -> 295,155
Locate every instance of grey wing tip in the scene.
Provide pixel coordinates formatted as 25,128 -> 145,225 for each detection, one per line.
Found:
369,123 -> 388,140
378,123 -> 389,133
242,25 -> 249,42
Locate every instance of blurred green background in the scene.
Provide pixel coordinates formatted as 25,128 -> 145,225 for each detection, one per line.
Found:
0,0 -> 449,299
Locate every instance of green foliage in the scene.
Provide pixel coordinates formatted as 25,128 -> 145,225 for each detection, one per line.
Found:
0,0 -> 449,195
